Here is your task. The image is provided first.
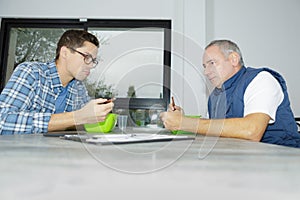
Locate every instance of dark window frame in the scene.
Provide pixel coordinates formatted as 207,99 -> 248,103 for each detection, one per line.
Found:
0,18 -> 171,110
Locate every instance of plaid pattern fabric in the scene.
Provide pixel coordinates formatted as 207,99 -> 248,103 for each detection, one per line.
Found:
0,61 -> 90,134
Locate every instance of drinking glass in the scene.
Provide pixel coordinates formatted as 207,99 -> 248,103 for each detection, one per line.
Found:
117,115 -> 128,133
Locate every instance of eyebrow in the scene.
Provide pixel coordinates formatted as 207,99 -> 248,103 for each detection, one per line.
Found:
205,59 -> 214,64
82,51 -> 97,60
77,48 -> 95,58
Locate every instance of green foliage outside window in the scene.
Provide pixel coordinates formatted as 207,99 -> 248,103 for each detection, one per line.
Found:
13,28 -> 66,66
84,79 -> 117,99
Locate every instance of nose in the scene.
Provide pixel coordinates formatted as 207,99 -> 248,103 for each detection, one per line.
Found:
203,67 -> 211,76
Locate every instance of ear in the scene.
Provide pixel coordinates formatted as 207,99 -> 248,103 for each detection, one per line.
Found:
229,52 -> 240,67
59,46 -> 69,59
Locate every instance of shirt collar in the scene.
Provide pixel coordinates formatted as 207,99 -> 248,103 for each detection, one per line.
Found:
48,60 -> 62,86
212,66 -> 246,95
223,66 -> 246,90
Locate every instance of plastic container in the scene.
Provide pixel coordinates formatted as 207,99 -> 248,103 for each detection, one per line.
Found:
84,113 -> 117,133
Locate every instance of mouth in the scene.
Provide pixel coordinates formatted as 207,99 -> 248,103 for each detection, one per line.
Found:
208,76 -> 216,82
84,70 -> 90,76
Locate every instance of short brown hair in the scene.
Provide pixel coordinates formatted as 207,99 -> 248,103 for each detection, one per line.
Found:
55,30 -> 99,60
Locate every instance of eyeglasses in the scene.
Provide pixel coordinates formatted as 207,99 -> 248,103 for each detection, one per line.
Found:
68,47 -> 99,68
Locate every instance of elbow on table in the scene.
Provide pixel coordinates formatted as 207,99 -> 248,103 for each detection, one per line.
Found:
242,113 -> 270,142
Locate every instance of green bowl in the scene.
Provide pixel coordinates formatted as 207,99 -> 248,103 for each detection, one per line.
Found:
171,115 -> 201,135
84,113 -> 117,133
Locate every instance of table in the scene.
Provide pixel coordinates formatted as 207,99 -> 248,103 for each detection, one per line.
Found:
1,128 -> 300,200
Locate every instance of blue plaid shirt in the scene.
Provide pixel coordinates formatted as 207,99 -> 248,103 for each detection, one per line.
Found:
0,61 -> 90,134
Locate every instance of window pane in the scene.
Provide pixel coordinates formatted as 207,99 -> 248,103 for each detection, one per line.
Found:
87,28 -> 164,99
5,28 -> 67,83
0,19 -> 170,118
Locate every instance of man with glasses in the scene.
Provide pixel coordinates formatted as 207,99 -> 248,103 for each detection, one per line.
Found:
0,30 -> 113,134
160,39 -> 300,148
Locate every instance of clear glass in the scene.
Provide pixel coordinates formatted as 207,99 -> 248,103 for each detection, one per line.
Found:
117,115 -> 128,133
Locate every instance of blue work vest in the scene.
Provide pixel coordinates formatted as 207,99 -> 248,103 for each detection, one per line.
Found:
208,66 -> 300,148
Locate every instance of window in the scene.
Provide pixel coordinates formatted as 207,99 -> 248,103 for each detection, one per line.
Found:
0,18 -> 171,127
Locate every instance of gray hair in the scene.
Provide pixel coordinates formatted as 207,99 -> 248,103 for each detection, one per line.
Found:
205,39 -> 244,66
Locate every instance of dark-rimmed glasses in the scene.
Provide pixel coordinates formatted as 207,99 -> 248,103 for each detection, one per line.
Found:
68,47 -> 99,68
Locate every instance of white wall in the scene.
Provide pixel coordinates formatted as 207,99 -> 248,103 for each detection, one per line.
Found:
1,0 -> 299,116
206,0 -> 300,116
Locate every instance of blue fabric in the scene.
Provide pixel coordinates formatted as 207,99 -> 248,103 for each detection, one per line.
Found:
54,80 -> 74,114
208,66 -> 300,148
0,61 -> 90,134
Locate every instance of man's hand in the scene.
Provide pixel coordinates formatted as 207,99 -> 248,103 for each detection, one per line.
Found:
169,97 -> 183,112
160,111 -> 183,131
73,98 -> 114,125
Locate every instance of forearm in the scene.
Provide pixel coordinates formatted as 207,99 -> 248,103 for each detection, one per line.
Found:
47,99 -> 114,132
180,114 -> 268,141
47,112 -> 76,132
197,118 -> 252,139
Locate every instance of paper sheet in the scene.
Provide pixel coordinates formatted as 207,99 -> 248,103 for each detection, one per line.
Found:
63,133 -> 195,145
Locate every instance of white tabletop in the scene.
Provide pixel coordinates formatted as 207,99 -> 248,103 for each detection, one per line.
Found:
1,129 -> 300,200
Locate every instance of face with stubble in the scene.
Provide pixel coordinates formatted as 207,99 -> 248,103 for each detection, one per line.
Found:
202,45 -> 239,88
65,41 -> 99,81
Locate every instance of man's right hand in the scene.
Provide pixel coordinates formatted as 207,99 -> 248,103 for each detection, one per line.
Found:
73,98 -> 114,125
168,103 -> 182,112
